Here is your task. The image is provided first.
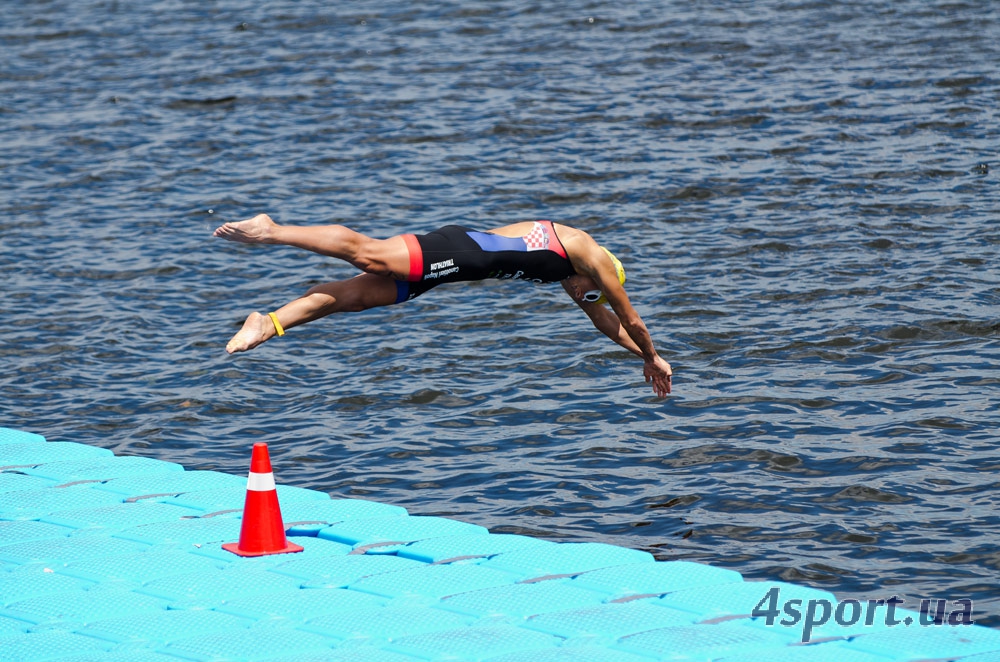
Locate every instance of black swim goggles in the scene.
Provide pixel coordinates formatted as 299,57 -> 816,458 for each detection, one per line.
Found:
582,290 -> 603,303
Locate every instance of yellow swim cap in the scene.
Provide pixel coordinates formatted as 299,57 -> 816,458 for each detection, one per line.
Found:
601,246 -> 626,285
594,247 -> 626,304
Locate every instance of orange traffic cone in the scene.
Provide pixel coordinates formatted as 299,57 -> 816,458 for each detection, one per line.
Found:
222,443 -> 304,557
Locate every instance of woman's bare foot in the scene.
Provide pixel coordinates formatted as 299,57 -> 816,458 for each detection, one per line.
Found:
213,214 -> 279,244
226,312 -> 275,353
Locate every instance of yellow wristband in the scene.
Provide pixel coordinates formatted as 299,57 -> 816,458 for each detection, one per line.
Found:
267,312 -> 285,337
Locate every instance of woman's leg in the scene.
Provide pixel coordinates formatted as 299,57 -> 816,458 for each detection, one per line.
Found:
225,273 -> 400,354
213,214 -> 413,280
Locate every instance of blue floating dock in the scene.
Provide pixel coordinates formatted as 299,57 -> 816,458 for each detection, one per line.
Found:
1,426 -> 998,661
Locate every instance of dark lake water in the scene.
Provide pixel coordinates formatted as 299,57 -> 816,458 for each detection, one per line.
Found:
2,0 -> 998,628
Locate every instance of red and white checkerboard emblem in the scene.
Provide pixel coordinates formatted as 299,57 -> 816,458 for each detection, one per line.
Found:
523,222 -> 550,251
